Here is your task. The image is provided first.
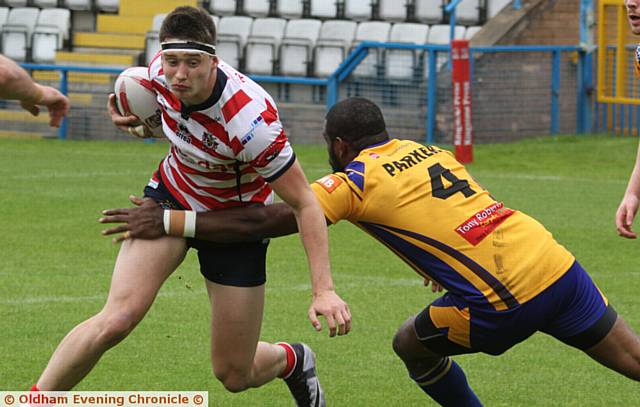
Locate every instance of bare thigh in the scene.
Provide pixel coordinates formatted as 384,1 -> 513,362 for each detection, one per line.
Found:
585,316 -> 640,381
206,281 -> 265,373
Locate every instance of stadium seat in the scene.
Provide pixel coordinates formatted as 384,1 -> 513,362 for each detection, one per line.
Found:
311,0 -> 338,19
96,0 -> 119,13
32,8 -> 70,62
209,0 -> 236,16
352,21 -> 391,77
464,25 -> 481,39
314,20 -> 356,77
244,0 -> 270,17
488,0 -> 511,18
245,17 -> 286,75
279,18 -> 321,76
426,24 -> 465,75
1,7 -> 39,61
385,22 -> 429,80
5,0 -> 27,7
345,0 -> 371,21
0,7 -> 8,32
217,15 -> 253,69
34,0 -> 59,7
144,13 -> 166,64
415,0 -> 443,23
277,0 -> 303,18
378,0 -> 407,21
32,8 -> 71,62
455,0 -> 480,24
64,0 -> 92,11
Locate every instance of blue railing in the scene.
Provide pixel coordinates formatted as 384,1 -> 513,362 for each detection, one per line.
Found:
20,42 -> 588,142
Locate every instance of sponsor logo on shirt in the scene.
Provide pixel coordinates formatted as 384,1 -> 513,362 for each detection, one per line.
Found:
175,123 -> 191,144
315,175 -> 343,193
455,202 -> 515,246
241,116 -> 264,145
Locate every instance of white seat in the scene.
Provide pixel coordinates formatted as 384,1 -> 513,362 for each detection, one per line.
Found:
311,0 -> 338,19
32,8 -> 70,62
464,25 -> 481,39
1,7 -> 39,61
385,23 -> 429,80
209,0 -> 236,16
426,24 -> 465,75
454,0 -> 479,24
352,21 -> 391,77
488,0 -> 511,18
34,0 -> 59,7
279,19 -> 321,76
415,0 -> 443,23
0,7 -> 9,32
144,13 -> 166,64
277,0 -> 303,18
345,0 -> 371,21
96,0 -> 119,12
379,0 -> 407,21
217,15 -> 253,69
244,0 -> 270,17
245,17 -> 286,75
64,0 -> 92,11
5,0 -> 27,7
314,20 -> 357,77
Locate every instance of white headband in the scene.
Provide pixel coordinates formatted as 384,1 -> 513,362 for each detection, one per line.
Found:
161,40 -> 216,56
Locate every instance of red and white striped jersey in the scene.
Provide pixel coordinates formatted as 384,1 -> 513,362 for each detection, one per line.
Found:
147,54 -> 295,211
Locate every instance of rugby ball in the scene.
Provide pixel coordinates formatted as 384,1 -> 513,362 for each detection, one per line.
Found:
114,67 -> 164,138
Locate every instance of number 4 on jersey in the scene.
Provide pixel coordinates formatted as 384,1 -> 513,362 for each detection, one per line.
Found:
428,163 -> 476,200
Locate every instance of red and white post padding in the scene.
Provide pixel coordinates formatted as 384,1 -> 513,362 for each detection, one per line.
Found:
451,39 -> 473,164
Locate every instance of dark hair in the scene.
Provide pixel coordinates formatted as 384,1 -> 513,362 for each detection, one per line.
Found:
159,6 -> 216,45
324,97 -> 388,150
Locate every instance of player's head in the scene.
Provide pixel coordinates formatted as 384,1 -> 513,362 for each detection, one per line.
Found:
626,0 -> 640,35
159,6 -> 218,105
323,97 -> 389,172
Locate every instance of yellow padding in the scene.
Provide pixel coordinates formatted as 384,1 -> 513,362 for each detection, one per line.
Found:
68,93 -> 94,105
120,0 -> 197,17
0,110 -> 50,123
56,51 -> 136,66
32,71 -> 112,85
0,130 -> 45,139
97,15 -> 154,34
74,32 -> 145,50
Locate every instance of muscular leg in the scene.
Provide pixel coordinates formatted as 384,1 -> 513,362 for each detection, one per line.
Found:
206,281 -> 287,393
393,315 -> 482,407
584,316 -> 640,380
37,237 -> 188,390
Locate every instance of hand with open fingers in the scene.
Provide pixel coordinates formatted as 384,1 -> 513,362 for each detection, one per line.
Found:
423,277 -> 443,293
308,290 -> 352,337
616,195 -> 639,239
107,93 -> 141,132
20,84 -> 70,127
99,195 -> 165,243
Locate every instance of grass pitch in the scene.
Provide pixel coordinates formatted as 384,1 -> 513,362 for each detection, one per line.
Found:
1,135 -> 640,406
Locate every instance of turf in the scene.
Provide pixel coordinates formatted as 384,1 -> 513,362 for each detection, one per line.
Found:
1,135 -> 640,405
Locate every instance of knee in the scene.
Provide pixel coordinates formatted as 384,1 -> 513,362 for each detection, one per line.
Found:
95,310 -> 141,348
392,321 -> 418,362
212,365 -> 251,393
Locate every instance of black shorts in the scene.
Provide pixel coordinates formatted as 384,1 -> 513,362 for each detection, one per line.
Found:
143,174 -> 268,287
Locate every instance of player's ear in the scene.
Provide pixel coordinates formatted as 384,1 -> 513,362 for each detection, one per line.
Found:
334,137 -> 349,159
210,55 -> 219,70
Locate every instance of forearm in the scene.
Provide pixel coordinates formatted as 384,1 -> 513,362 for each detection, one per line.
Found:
292,200 -> 334,295
193,203 -> 299,242
0,55 -> 42,103
625,144 -> 640,199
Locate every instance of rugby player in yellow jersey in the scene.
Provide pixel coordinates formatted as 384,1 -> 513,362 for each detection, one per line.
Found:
102,97 -> 640,406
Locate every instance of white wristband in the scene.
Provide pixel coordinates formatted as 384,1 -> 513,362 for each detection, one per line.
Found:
184,210 -> 196,238
163,209 -> 197,238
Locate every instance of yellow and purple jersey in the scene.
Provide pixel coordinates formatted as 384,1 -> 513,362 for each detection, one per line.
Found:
311,139 -> 575,311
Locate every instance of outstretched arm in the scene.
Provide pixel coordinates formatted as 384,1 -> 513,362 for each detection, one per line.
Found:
100,195 -> 300,243
0,55 -> 70,127
617,142 -> 640,238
